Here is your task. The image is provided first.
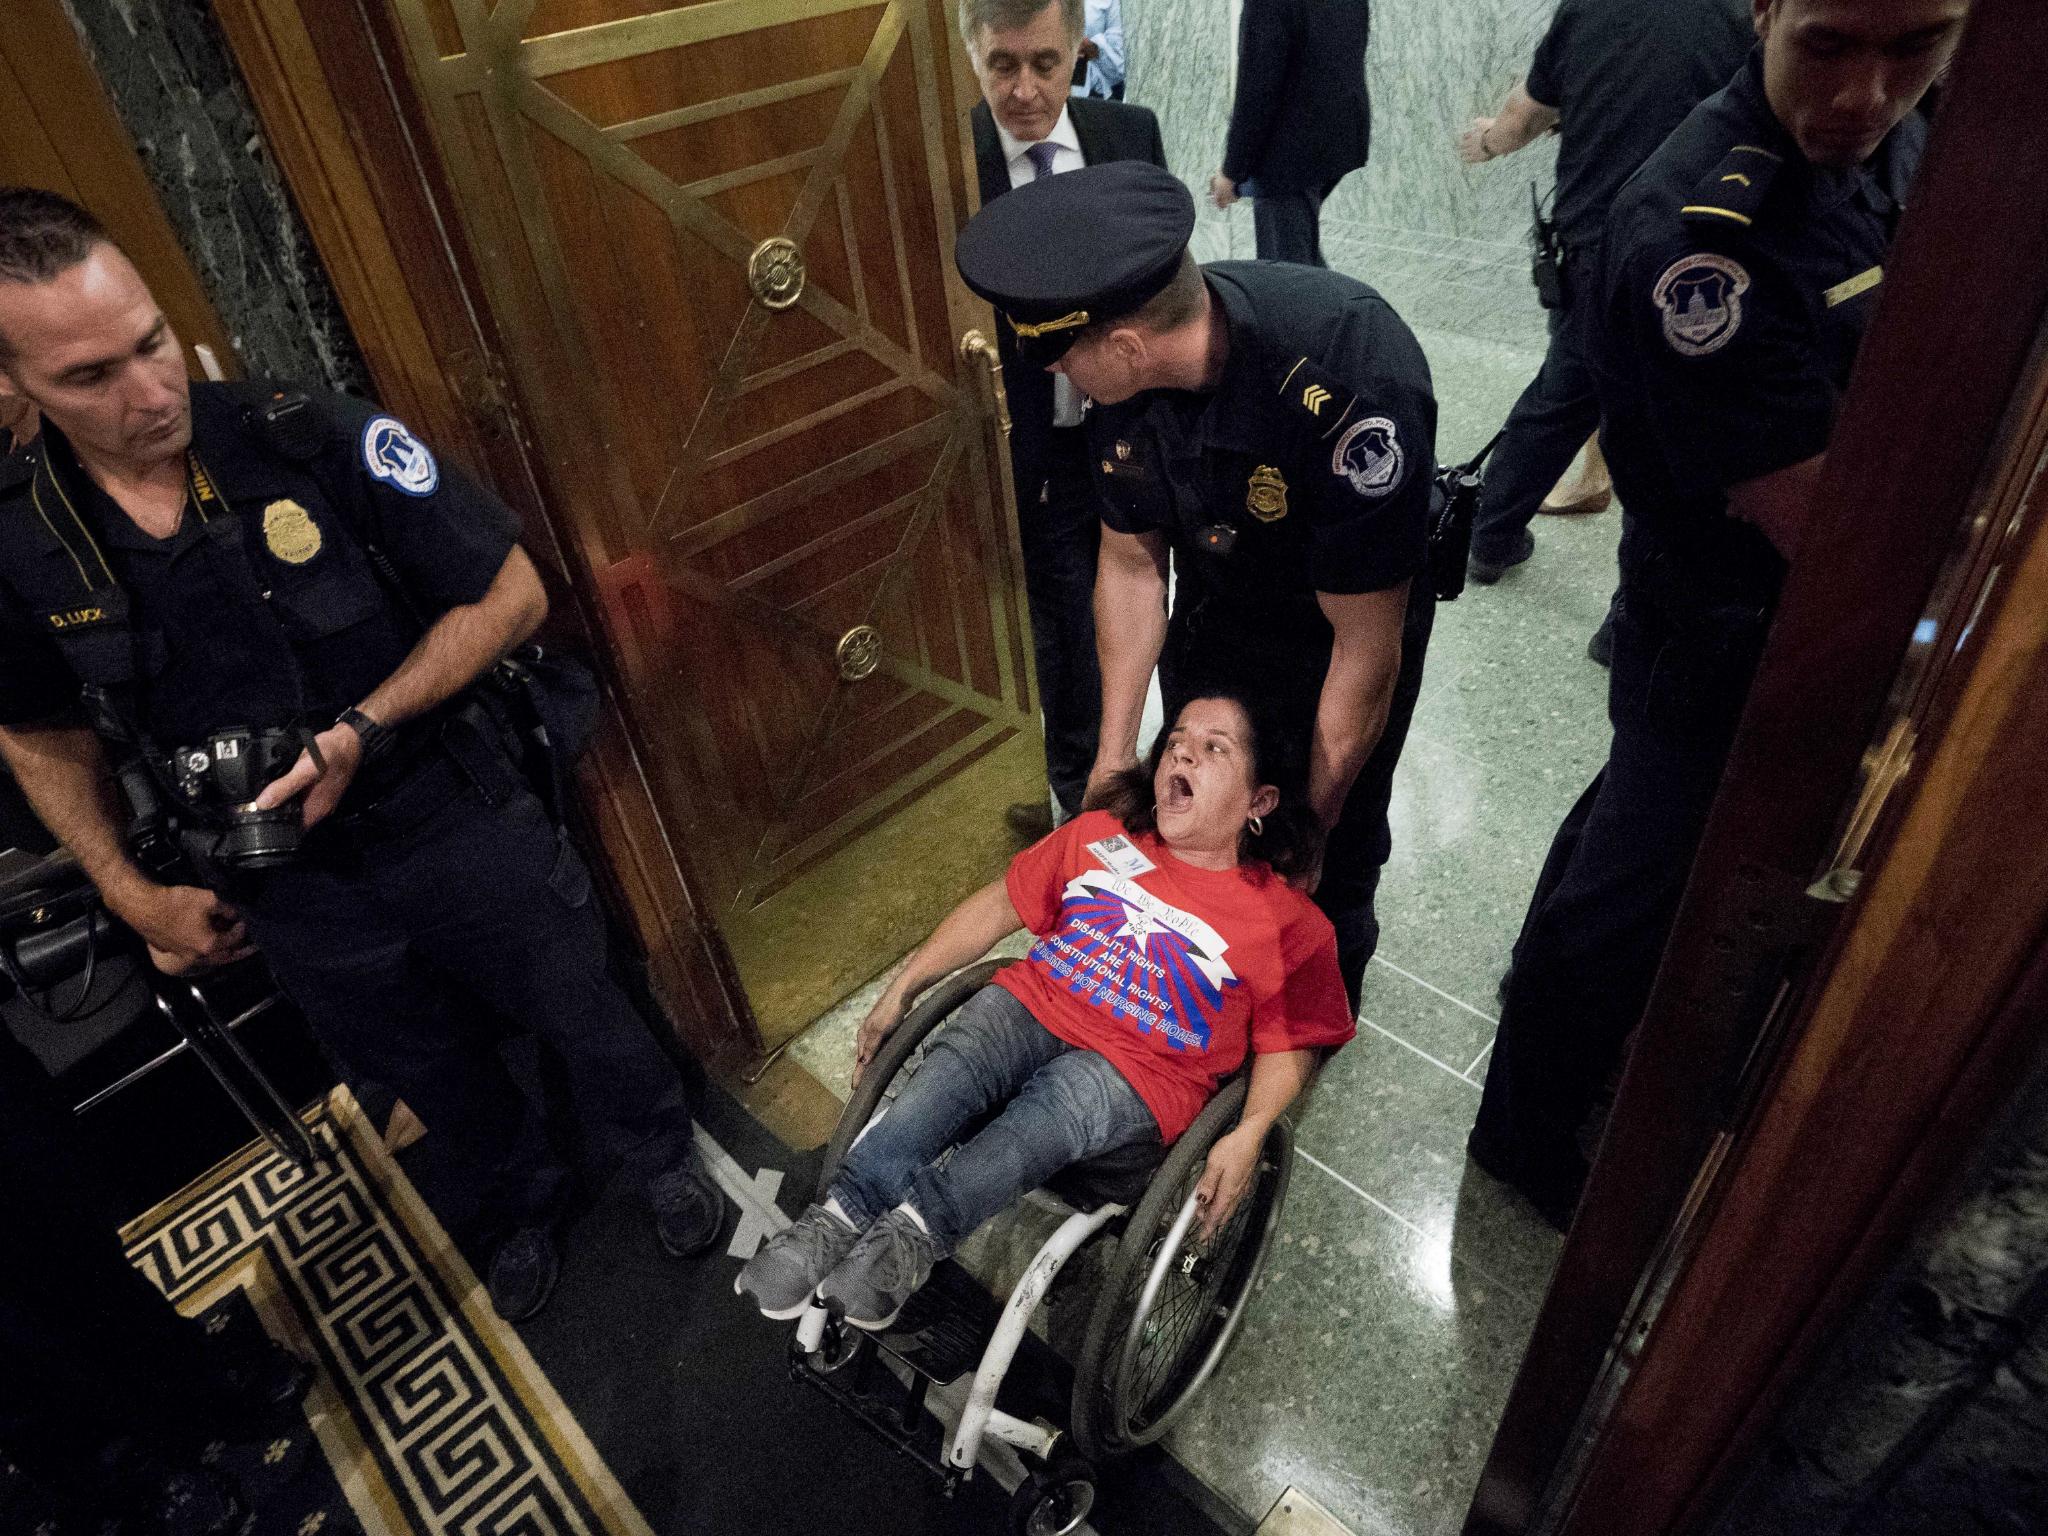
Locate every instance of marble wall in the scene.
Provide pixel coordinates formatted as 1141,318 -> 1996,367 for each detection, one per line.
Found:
60,0 -> 369,394
1127,0 -> 1557,349
1706,1045 -> 2048,1533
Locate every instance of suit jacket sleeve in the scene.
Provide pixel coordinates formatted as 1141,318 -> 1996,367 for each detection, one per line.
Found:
1222,0 -> 1295,184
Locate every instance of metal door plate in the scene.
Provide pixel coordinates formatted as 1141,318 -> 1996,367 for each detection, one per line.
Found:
749,237 -> 805,309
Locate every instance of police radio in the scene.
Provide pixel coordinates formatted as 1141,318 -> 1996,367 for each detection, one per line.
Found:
1530,182 -> 1568,311
1428,430 -> 1506,604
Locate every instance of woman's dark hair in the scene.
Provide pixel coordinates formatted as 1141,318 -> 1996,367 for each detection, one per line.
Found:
1088,686 -> 1324,881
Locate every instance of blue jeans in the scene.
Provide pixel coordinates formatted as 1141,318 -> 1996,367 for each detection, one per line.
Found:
829,986 -> 1160,1251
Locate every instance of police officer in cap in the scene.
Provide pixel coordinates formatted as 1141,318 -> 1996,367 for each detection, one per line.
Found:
956,162 -> 1437,1005
1469,0 -> 1970,1228
0,188 -> 723,1321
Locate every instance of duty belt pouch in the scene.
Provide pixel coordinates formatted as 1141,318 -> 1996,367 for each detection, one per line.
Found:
441,703 -> 522,809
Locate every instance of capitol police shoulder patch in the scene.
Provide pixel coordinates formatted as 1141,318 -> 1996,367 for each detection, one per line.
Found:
1332,416 -> 1403,498
1653,253 -> 1751,358
361,414 -> 440,497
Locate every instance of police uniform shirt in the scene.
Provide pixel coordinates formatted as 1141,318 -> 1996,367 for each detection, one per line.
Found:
0,380 -> 517,747
1525,0 -> 1753,251
1090,261 -> 1435,621
1596,46 -> 1924,597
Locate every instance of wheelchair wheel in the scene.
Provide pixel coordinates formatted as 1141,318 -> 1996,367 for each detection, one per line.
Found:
1005,1452 -> 1096,1536
815,958 -> 1011,1199
1070,1078 -> 1293,1461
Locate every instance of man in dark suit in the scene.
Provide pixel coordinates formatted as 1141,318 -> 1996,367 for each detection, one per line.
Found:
962,0 -> 1168,837
1210,0 -> 1372,267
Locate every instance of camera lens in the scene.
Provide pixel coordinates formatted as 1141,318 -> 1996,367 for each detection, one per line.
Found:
212,806 -> 303,870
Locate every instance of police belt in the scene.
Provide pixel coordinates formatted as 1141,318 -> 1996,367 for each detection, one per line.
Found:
319,693 -> 526,849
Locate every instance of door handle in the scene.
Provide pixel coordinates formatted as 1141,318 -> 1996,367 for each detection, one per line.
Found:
960,329 -> 1012,440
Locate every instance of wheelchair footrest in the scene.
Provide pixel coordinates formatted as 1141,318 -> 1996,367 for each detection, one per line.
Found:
874,1261 -> 998,1386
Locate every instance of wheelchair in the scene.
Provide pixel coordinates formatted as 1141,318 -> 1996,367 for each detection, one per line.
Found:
787,958 -> 1293,1533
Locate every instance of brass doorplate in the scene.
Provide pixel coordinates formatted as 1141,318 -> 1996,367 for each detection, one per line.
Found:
836,624 -> 882,681
748,237 -> 805,309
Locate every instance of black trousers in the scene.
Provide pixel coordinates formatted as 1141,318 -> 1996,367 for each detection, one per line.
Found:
1252,177 -> 1342,267
1020,428 -> 1104,817
0,1031 -> 244,1513
1160,582 -> 1435,1005
1473,528 -> 1767,1188
1470,271 -> 1603,565
238,755 -> 695,1246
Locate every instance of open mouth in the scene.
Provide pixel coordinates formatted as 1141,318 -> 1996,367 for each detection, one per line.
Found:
1161,771 -> 1194,814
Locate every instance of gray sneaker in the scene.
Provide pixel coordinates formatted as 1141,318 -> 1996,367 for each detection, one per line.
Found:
815,1207 -> 940,1331
735,1204 -> 859,1319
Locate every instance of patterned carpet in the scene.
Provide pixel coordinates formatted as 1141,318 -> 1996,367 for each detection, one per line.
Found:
117,1088 -> 652,1536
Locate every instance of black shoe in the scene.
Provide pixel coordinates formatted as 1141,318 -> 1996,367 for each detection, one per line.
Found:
650,1154 -> 725,1258
1004,800 -> 1054,840
1465,1127 -> 1584,1234
487,1227 -> 560,1322
1586,615 -> 1615,668
1467,528 -> 1535,585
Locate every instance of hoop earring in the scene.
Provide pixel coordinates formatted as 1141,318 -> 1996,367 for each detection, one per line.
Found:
1247,814 -> 1264,836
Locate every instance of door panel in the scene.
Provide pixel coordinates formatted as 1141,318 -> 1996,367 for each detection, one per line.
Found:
387,0 -> 1035,1046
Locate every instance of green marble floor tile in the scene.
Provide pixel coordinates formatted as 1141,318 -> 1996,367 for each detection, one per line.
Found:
1294,1029 -> 1562,1304
1357,952 -> 1498,1078
1164,1163 -> 1542,1536
1410,326 -> 1544,467
1378,732 -> 1571,1017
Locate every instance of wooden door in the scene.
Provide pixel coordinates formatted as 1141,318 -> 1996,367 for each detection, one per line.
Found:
382,0 -> 1035,1047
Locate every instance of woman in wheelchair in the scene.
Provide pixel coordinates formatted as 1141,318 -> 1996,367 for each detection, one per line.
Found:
738,689 -> 1355,1332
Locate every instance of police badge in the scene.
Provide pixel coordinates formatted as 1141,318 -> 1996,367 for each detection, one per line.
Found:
261,499 -> 323,565
1246,464 -> 1288,521
1332,417 -> 1403,498
1653,253 -> 1751,357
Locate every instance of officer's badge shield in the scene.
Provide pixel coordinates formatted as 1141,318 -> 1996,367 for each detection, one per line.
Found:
1246,464 -> 1289,522
361,415 -> 441,497
262,499 -> 323,565
1653,253 -> 1751,357
1332,417 -> 1403,498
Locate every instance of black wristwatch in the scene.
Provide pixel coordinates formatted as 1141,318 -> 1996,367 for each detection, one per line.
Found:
336,706 -> 395,766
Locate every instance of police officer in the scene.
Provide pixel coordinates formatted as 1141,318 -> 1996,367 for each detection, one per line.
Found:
0,188 -> 723,1321
1457,0 -> 1752,592
955,162 -> 1436,1006
1469,0 -> 1969,1228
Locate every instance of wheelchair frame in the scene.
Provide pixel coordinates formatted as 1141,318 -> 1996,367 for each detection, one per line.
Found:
788,959 -> 1293,1530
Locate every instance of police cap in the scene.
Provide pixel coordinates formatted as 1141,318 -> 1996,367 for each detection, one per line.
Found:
954,161 -> 1195,365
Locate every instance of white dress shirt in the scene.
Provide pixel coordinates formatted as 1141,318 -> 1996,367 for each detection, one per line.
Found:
995,109 -> 1087,427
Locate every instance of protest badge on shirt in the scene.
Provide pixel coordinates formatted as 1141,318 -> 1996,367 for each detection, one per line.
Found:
1087,834 -> 1156,880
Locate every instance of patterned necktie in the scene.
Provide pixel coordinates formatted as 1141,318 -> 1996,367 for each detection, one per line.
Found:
1026,140 -> 1059,180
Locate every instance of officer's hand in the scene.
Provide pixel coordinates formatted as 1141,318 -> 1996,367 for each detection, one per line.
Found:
852,993 -> 909,1089
1078,36 -> 1100,60
253,723 -> 363,830
1083,757 -> 1134,809
124,884 -> 255,975
1458,117 -> 1498,165
1208,172 -> 1239,210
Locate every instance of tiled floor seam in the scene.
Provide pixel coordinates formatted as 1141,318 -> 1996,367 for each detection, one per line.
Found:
1291,1146 -> 1526,1299
1355,1015 -> 1480,1092
1369,954 -> 1500,1027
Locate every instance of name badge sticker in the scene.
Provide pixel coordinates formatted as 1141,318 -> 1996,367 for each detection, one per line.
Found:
1088,834 -> 1156,880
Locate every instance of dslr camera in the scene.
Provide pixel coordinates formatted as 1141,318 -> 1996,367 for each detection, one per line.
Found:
162,726 -> 312,870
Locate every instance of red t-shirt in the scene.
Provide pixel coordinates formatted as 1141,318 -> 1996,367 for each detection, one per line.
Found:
994,811 -> 1356,1142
